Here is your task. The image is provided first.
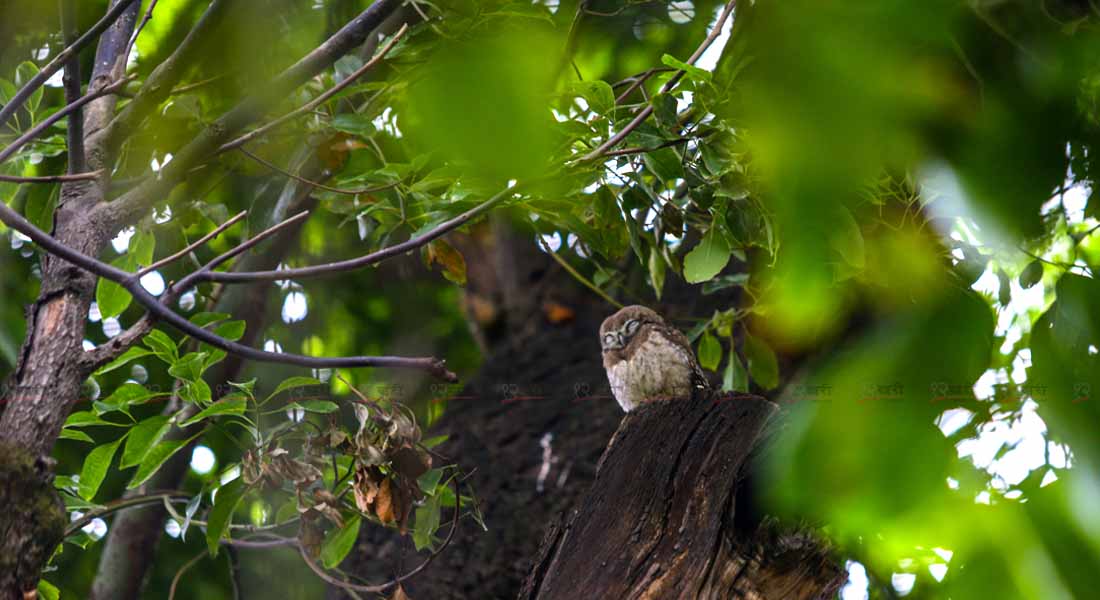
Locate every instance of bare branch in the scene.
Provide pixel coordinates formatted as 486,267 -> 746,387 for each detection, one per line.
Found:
237,147 -> 399,196
0,170 -> 102,183
0,201 -> 458,381
217,24 -> 409,155
203,185 -> 515,284
124,0 -> 161,65
0,0 -> 139,129
577,0 -> 736,162
0,77 -> 132,166
60,0 -> 85,174
134,210 -> 247,277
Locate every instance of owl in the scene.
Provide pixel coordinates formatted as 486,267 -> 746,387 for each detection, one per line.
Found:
600,305 -> 709,412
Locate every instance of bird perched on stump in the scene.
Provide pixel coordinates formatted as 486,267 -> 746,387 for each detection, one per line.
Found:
600,305 -> 709,412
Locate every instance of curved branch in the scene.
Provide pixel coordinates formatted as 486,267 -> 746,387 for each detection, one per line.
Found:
0,0 -> 139,129
237,147 -> 399,196
202,185 -> 515,284
0,201 -> 458,381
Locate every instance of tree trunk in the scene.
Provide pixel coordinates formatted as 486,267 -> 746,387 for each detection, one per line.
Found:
520,393 -> 846,600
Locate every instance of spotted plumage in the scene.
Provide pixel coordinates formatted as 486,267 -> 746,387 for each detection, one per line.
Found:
600,305 -> 709,412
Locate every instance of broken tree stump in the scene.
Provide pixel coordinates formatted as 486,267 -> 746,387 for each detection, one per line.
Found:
520,392 -> 846,600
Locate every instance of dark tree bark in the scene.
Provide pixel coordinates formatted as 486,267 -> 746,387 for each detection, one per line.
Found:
520,393 -> 845,600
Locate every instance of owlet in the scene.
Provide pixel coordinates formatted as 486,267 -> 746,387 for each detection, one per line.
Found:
600,305 -> 709,412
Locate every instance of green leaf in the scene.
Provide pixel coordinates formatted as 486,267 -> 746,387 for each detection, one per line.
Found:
213,319 -> 246,342
743,334 -> 779,390
95,347 -> 153,376
683,226 -> 731,284
189,312 -> 232,327
266,376 -> 323,401
413,494 -> 442,551
180,396 -> 248,427
206,477 -> 246,557
79,436 -> 124,500
321,515 -> 362,569
723,350 -> 749,393
418,468 -> 445,495
121,415 -> 172,468
570,80 -> 615,115
697,331 -> 722,372
129,230 -> 156,266
36,580 -> 59,600
286,400 -> 339,414
15,61 -> 42,115
169,351 -> 208,382
143,330 -> 179,362
128,434 -> 200,489
661,53 -> 712,82
100,382 -> 160,411
96,277 -> 132,319
1019,260 -> 1044,289
64,410 -> 126,428
180,493 -> 202,542
648,245 -> 666,300
59,428 -> 94,443
421,434 -> 449,449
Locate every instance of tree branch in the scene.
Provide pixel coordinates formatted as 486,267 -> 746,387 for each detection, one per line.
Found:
93,0 -> 233,162
0,170 -> 102,183
202,185 -> 515,284
236,147 -> 399,196
0,77 -> 132,166
60,0 -> 85,174
577,0 -> 736,162
0,201 -> 458,381
134,210 -> 247,277
0,0 -> 139,129
64,491 -> 191,538
217,23 -> 409,155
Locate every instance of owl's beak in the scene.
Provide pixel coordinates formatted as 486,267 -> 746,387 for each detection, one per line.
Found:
616,332 -> 625,348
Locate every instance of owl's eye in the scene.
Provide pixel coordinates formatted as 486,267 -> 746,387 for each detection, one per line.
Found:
602,333 -> 617,347
624,319 -> 640,335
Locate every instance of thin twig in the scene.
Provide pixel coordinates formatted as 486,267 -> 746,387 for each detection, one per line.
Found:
0,170 -> 102,183
297,476 -> 462,594
578,0 -> 736,162
202,185 -> 516,284
0,76 -> 133,166
64,490 -> 191,537
0,201 -> 458,380
135,210 -> 247,277
168,550 -> 206,600
217,24 -> 409,154
600,137 -> 690,158
237,147 -> 398,196
0,0 -> 139,129
537,237 -> 622,308
124,0 -> 160,64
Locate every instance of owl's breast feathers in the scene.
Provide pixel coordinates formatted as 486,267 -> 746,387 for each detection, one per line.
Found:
604,325 -> 706,412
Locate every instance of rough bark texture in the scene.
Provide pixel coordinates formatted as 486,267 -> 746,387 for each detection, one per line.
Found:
0,442 -> 67,597
520,393 -> 845,600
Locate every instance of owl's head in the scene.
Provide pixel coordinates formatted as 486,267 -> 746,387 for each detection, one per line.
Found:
599,305 -> 663,352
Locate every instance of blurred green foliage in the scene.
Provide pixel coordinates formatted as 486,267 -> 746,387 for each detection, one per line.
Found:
3,0 -> 1100,598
